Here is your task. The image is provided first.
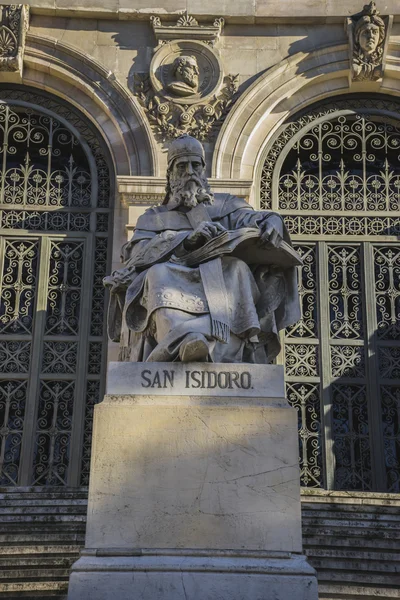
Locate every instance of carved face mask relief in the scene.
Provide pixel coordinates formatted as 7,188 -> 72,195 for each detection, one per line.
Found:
359,23 -> 380,55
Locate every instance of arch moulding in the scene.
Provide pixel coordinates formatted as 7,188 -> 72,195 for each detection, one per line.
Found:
213,41 -> 400,203
20,33 -> 157,178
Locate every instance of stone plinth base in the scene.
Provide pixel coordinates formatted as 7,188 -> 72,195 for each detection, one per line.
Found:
68,363 -> 318,599
68,550 -> 318,600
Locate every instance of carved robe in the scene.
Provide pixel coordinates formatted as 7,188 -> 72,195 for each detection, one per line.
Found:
105,194 -> 301,363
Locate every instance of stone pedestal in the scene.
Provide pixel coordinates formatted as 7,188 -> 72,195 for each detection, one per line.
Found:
68,363 -> 318,600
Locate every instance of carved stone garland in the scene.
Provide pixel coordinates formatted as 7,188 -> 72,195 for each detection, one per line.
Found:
134,72 -> 238,141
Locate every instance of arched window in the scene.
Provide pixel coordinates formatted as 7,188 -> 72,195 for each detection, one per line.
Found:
259,95 -> 400,492
0,88 -> 112,487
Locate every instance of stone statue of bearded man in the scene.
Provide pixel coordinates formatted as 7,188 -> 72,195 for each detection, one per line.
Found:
104,135 -> 301,363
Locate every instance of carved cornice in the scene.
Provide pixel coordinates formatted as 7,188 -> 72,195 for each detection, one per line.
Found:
151,13 -> 224,47
0,4 -> 29,79
117,176 -> 253,206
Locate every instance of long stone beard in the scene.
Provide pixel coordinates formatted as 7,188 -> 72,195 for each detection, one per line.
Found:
169,174 -> 214,208
183,72 -> 198,89
178,67 -> 198,89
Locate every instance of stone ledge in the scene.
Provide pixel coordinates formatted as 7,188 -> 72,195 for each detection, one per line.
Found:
68,553 -> 318,599
71,551 -> 316,575
117,176 -> 253,205
26,3 -> 400,22
301,489 -> 400,505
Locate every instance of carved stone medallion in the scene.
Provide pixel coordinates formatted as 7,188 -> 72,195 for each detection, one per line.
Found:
150,40 -> 223,106
134,18 -> 239,141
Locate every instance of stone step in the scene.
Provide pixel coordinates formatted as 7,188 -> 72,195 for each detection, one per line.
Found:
0,581 -> 68,594
302,508 -> 400,521
305,547 -> 400,562
301,491 -> 400,506
0,596 -> 65,600
303,534 -> 400,551
0,545 -> 80,556
302,525 -> 400,540
0,529 -> 82,540
0,527 -> 84,539
0,498 -> 87,508
309,557 -> 400,574
0,490 -> 398,599
302,502 -> 400,514
0,514 -> 86,523
302,517 -> 400,529
0,568 -> 71,581
318,583 -> 400,599
0,505 -> 87,516
0,556 -> 76,568
0,531 -> 85,548
0,490 -> 87,501
316,569 -> 400,586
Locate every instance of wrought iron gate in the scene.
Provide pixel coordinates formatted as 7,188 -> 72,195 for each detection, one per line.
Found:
259,95 -> 400,492
0,89 -> 111,486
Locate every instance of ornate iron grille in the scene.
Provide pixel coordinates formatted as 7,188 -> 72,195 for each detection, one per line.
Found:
0,89 -> 111,487
259,95 -> 400,492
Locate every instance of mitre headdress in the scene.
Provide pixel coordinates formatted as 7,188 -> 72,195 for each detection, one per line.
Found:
167,134 -> 205,168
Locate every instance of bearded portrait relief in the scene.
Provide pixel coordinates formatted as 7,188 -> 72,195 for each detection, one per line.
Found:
148,40 -> 223,107
351,1 -> 386,81
167,55 -> 200,97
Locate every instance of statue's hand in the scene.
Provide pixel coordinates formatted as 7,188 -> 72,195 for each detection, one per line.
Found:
184,221 -> 226,250
259,219 -> 283,249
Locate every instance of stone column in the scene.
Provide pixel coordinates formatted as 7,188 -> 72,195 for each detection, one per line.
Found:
67,362 -> 318,600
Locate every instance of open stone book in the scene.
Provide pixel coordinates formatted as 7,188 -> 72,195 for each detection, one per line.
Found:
172,227 -> 303,269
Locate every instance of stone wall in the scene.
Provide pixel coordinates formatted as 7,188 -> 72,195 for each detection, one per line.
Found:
28,17 -> 349,95
25,9 -> 400,179
14,1 -> 400,20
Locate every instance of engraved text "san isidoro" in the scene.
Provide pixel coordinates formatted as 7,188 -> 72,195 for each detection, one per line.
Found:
141,369 -> 252,389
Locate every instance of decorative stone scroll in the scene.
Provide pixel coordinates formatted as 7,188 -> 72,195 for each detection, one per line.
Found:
0,4 -> 29,78
134,16 -> 238,141
346,1 -> 392,83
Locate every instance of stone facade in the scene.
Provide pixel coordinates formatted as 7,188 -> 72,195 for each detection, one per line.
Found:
1,1 -> 400,597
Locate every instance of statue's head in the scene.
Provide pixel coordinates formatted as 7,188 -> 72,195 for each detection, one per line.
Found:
164,135 -> 213,208
355,3 -> 385,56
171,56 -> 200,91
